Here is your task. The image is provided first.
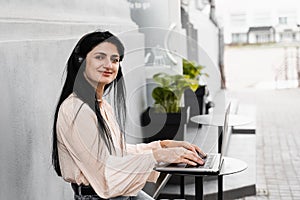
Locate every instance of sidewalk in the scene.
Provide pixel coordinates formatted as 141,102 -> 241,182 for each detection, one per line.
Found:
229,88 -> 300,200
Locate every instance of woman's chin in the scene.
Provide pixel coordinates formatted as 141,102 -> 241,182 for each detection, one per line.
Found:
97,78 -> 114,85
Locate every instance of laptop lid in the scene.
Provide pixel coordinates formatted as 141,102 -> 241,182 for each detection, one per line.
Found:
154,103 -> 232,174
218,102 -> 231,168
220,102 -> 231,157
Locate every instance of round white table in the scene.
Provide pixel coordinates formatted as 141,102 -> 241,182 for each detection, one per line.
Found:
190,114 -> 251,127
190,114 -> 252,153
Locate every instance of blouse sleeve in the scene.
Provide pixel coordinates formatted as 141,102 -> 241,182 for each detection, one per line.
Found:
126,141 -> 162,154
126,142 -> 162,183
57,99 -> 158,198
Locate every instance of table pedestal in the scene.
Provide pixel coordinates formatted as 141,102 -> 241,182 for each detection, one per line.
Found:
194,175 -> 223,200
173,157 -> 247,200
195,176 -> 203,200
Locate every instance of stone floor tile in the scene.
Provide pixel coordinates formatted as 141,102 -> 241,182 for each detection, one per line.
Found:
230,89 -> 300,200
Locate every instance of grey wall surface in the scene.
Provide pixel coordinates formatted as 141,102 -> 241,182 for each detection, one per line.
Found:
0,1 -> 146,199
0,1 -> 221,199
0,39 -> 76,200
188,0 -> 221,98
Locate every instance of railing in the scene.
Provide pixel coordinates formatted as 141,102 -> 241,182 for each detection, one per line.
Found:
274,46 -> 300,89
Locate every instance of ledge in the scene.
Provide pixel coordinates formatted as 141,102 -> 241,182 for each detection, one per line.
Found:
232,103 -> 256,134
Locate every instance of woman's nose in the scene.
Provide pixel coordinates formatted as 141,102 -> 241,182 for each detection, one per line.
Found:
104,59 -> 113,68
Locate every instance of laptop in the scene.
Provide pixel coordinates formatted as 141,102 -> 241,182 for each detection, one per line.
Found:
154,103 -> 231,175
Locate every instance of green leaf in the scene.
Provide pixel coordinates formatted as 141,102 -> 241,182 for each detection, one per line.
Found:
183,58 -> 206,79
153,73 -> 171,87
151,70 -> 204,113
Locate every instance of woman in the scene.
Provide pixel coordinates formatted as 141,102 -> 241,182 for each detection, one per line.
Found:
52,31 -> 206,200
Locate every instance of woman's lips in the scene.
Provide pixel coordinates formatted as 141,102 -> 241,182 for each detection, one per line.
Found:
100,71 -> 113,77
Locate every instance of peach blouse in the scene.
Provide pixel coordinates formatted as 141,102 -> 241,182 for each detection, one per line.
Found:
56,93 -> 161,198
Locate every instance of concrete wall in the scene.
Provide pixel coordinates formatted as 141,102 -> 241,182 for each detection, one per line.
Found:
0,1 -> 221,199
188,0 -> 221,98
0,1 -> 146,199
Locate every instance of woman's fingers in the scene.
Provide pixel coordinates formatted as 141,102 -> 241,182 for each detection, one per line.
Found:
181,142 -> 206,159
179,149 -> 205,165
193,145 -> 207,158
180,142 -> 197,154
181,158 -> 198,166
162,140 -> 206,159
188,151 -> 205,165
153,147 -> 206,165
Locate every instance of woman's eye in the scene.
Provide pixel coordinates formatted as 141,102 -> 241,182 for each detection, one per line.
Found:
95,55 -> 105,60
112,58 -> 119,63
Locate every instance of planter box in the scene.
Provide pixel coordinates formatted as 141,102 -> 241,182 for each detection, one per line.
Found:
184,85 -> 206,117
141,106 -> 190,143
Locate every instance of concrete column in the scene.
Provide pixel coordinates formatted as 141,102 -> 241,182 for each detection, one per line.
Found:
129,0 -> 186,106
187,0 -> 221,97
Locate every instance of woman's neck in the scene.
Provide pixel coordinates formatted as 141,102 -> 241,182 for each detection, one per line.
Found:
96,85 -> 105,102
83,71 -> 105,102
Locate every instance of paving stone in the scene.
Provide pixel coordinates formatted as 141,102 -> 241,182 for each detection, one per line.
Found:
229,89 -> 300,200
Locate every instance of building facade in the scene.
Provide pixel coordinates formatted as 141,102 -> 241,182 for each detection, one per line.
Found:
216,0 -> 300,44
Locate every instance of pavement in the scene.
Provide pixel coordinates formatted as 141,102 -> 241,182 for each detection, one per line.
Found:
229,88 -> 300,200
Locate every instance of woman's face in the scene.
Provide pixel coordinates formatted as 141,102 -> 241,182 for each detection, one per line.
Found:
84,42 -> 120,88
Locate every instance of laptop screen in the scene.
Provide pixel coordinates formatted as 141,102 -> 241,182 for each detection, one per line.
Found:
220,102 -> 231,157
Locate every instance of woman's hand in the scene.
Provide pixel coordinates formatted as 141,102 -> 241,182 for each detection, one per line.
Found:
153,147 -> 204,166
160,140 -> 206,158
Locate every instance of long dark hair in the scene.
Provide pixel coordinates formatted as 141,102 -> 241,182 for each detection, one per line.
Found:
52,31 -> 126,176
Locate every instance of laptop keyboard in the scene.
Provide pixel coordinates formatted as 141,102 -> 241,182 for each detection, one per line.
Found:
186,154 -> 216,169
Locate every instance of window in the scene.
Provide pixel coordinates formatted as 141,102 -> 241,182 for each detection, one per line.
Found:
232,33 -> 247,44
255,33 -> 272,43
279,17 -> 287,25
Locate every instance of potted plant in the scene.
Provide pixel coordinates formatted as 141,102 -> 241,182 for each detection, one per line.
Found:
183,59 -> 209,117
142,72 -> 198,142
